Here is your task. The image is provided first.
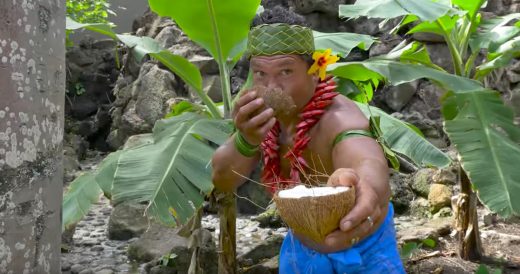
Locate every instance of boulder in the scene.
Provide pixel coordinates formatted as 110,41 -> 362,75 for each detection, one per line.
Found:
428,184 -> 453,213
108,201 -> 149,240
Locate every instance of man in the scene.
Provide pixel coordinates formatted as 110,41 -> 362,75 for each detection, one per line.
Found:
212,12 -> 405,273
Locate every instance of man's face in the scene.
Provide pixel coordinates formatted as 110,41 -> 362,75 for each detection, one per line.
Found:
250,54 -> 318,111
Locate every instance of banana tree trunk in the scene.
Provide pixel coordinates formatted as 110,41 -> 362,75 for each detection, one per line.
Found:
216,191 -> 237,274
454,167 -> 483,261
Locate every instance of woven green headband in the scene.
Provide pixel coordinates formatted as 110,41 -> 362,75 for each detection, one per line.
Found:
246,23 -> 315,57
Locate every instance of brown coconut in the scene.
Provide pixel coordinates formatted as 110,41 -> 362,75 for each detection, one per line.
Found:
273,184 -> 356,243
246,86 -> 297,119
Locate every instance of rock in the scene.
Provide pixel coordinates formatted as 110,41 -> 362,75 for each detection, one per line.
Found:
289,0 -> 344,16
412,32 -> 445,43
382,81 -> 419,112
155,26 -> 183,49
127,223 -> 189,263
391,110 -> 446,148
122,133 -> 154,149
149,265 -> 178,274
432,168 -> 457,185
411,168 -> 436,197
483,212 -> 497,226
389,171 -> 415,214
369,36 -> 404,57
397,217 -> 452,243
61,259 -> 72,271
242,255 -> 279,274
202,75 -> 223,102
65,38 -> 118,150
71,264 -> 86,274
428,184 -> 453,213
109,64 -> 180,147
425,43 -> 453,73
433,207 -> 453,219
483,0 -> 520,15
410,197 -> 431,218
238,234 -> 284,265
236,168 -> 271,215
95,270 -> 114,274
252,203 -> 284,228
403,82 -> 445,121
190,55 -> 219,75
79,270 -> 95,274
108,201 -> 149,240
133,226 -> 217,273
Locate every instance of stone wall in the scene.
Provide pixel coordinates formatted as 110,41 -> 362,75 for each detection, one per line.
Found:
0,0 -> 65,272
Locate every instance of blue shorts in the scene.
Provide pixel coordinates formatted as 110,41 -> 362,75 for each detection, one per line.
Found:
279,203 -> 405,274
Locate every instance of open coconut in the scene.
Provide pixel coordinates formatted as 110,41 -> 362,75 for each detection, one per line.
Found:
273,184 -> 356,243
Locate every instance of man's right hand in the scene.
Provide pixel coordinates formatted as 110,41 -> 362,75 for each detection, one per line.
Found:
232,90 -> 276,146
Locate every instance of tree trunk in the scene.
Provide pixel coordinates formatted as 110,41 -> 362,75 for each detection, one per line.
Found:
0,1 -> 65,272
454,166 -> 483,261
216,191 -> 237,274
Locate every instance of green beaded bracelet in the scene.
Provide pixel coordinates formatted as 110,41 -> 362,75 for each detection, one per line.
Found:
234,132 -> 259,157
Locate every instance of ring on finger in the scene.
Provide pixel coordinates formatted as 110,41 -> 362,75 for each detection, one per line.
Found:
367,216 -> 374,228
350,236 -> 360,246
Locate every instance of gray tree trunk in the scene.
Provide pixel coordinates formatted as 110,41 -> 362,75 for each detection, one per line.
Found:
0,0 -> 65,273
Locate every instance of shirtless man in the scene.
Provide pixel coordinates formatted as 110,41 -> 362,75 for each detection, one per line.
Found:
212,12 -> 405,273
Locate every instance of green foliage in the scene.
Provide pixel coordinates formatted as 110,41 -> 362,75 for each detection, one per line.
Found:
62,173 -> 102,231
476,264 -> 502,274
111,113 -> 233,226
66,0 -> 113,24
148,0 -> 261,116
62,0 -> 461,230
160,253 -> 178,267
313,31 -> 375,57
339,0 -> 520,218
62,150 -> 122,231
400,238 -> 436,262
445,90 -> 520,216
356,103 -> 451,168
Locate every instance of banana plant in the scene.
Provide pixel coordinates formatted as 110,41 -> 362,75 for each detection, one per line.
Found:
339,0 -> 520,260
62,1 -> 468,272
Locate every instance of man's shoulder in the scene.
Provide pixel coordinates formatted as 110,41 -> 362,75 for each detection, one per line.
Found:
322,95 -> 369,130
313,96 -> 370,147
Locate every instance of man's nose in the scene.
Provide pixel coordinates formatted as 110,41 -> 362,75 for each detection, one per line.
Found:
266,77 -> 281,90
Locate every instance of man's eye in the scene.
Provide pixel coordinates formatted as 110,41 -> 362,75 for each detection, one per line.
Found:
281,69 -> 292,76
254,71 -> 265,77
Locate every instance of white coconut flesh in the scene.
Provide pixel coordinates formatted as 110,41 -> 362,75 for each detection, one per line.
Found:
278,185 -> 351,198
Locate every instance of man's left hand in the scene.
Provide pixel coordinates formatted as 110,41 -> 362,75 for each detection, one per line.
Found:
323,168 -> 386,252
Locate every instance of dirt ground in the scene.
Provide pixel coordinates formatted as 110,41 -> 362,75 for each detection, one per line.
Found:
404,208 -> 520,274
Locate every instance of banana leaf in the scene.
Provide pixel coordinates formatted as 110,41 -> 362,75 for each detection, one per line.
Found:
111,113 -> 233,226
445,90 -> 520,217
330,60 -> 483,92
339,0 -> 456,22
313,31 -> 375,57
470,13 -> 520,52
356,103 -> 451,168
451,0 -> 486,20
475,36 -> 520,79
374,41 -> 437,69
62,173 -> 102,231
148,0 -> 260,63
62,150 -> 124,231
65,17 -> 117,39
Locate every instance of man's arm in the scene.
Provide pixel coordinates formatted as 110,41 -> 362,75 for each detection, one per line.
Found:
323,103 -> 391,250
211,136 -> 260,192
212,90 -> 276,192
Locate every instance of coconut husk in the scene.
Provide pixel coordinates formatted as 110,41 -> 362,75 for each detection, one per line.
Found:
246,86 -> 297,119
273,185 -> 356,243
